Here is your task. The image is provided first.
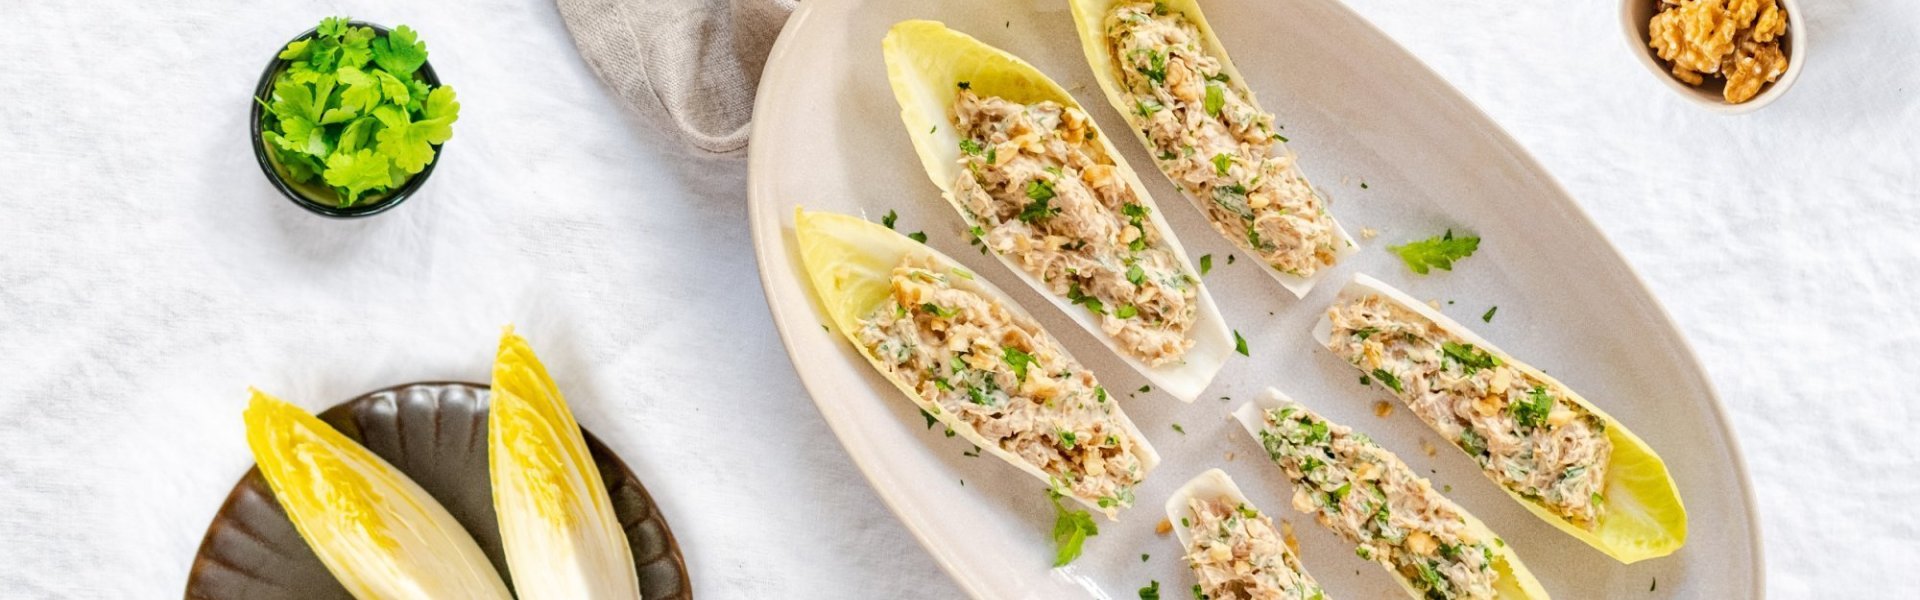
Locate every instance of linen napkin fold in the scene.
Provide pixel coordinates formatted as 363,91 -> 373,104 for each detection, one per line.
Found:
555,0 -> 797,156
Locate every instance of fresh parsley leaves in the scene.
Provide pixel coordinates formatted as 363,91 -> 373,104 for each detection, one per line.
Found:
1048,489 -> 1098,566
1372,368 -> 1403,393
1441,341 -> 1501,374
1002,347 -> 1037,382
1233,330 -> 1249,356
1512,385 -> 1553,430
260,17 -> 457,207
1198,254 -> 1212,276
1139,580 -> 1160,600
1388,229 -> 1481,275
1020,179 -> 1059,223
1482,306 -> 1498,323
1203,81 -> 1225,117
881,209 -> 898,229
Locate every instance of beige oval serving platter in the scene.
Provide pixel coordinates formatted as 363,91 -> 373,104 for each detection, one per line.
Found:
748,0 -> 1762,597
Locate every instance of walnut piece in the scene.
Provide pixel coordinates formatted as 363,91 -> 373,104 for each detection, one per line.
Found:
1646,0 -> 1790,104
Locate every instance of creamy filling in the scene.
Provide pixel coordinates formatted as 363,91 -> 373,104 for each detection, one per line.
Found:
1181,496 -> 1326,600
1326,293 -> 1611,527
952,89 -> 1198,366
1257,404 -> 1500,600
855,257 -> 1146,507
1104,2 -> 1341,277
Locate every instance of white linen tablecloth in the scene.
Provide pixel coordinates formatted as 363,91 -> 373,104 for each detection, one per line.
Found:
0,1 -> 1914,597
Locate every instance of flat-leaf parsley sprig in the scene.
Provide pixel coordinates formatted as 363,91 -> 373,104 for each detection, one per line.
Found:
1388,229 -> 1480,275
259,17 -> 460,206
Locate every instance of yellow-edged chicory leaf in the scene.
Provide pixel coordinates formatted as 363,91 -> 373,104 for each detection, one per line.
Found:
244,389 -> 512,600
489,329 -> 641,600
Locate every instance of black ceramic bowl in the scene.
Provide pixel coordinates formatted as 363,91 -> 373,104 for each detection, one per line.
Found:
251,21 -> 444,218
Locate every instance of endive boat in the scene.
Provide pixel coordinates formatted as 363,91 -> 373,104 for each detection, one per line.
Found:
1234,389 -> 1549,599
244,389 -> 513,600
490,329 -> 642,599
1067,0 -> 1356,297
1312,273 -> 1686,564
795,208 -> 1159,518
881,20 -> 1232,403
1165,469 -> 1326,599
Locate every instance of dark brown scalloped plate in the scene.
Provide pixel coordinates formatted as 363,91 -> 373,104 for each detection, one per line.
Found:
184,382 -> 690,599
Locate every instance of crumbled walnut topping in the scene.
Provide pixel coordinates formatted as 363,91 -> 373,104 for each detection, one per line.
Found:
1647,0 -> 1790,103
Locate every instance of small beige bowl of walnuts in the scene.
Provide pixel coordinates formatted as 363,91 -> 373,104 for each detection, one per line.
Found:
1622,0 -> 1804,114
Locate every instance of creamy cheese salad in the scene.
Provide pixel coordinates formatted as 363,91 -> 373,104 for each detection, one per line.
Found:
952,88 -> 1199,366
1179,496 -> 1326,600
1255,403 -> 1501,600
855,256 -> 1147,508
1103,2 -> 1342,278
1326,293 -> 1612,528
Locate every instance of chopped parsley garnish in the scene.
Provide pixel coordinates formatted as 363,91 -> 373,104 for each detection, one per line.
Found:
1211,153 -> 1232,176
1482,306 -> 1498,323
1191,583 -> 1207,599
1353,326 -> 1379,340
1360,181 -> 1369,189
1121,203 -> 1151,252
881,209 -> 898,229
1271,133 -> 1289,143
1019,179 -> 1059,223
1126,264 -> 1146,286
1203,81 -> 1225,117
963,446 -> 980,457
967,386 -> 993,406
1371,368 -> 1403,393
1198,254 -> 1213,275
957,81 -> 970,89
1002,347 -> 1037,382
1139,580 -> 1160,600
907,231 -> 928,244
1388,229 -> 1481,275
1226,254 -> 1236,264
1141,49 -> 1167,84
1141,553 -> 1150,562
1095,386 -> 1109,403
1441,341 -> 1500,374
1138,384 -> 1152,394
1066,282 -> 1108,315
920,409 -> 939,429
1460,428 -> 1488,456
1512,385 -> 1553,430
1116,304 -> 1139,319
1048,489 -> 1099,566
1059,430 -> 1078,449
918,303 -> 957,319
1134,97 -> 1164,118
1233,330 -> 1249,356
1171,423 -> 1185,434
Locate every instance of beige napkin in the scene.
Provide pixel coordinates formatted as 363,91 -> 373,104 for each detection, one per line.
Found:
556,0 -> 797,156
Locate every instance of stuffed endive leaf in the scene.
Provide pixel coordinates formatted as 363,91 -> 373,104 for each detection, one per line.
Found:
243,389 -> 513,600
1234,389 -> 1550,599
1067,0 -> 1355,297
795,208 -> 1159,518
1165,469 -> 1326,599
881,20 -> 1231,403
490,329 -> 642,599
1313,273 -> 1686,564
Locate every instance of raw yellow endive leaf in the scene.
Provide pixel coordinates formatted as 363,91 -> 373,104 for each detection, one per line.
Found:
490,328 -> 642,600
1066,0 -> 1356,297
1312,273 -> 1688,563
880,20 -> 1232,403
793,208 -> 1160,519
1233,389 -> 1551,599
244,389 -> 512,600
